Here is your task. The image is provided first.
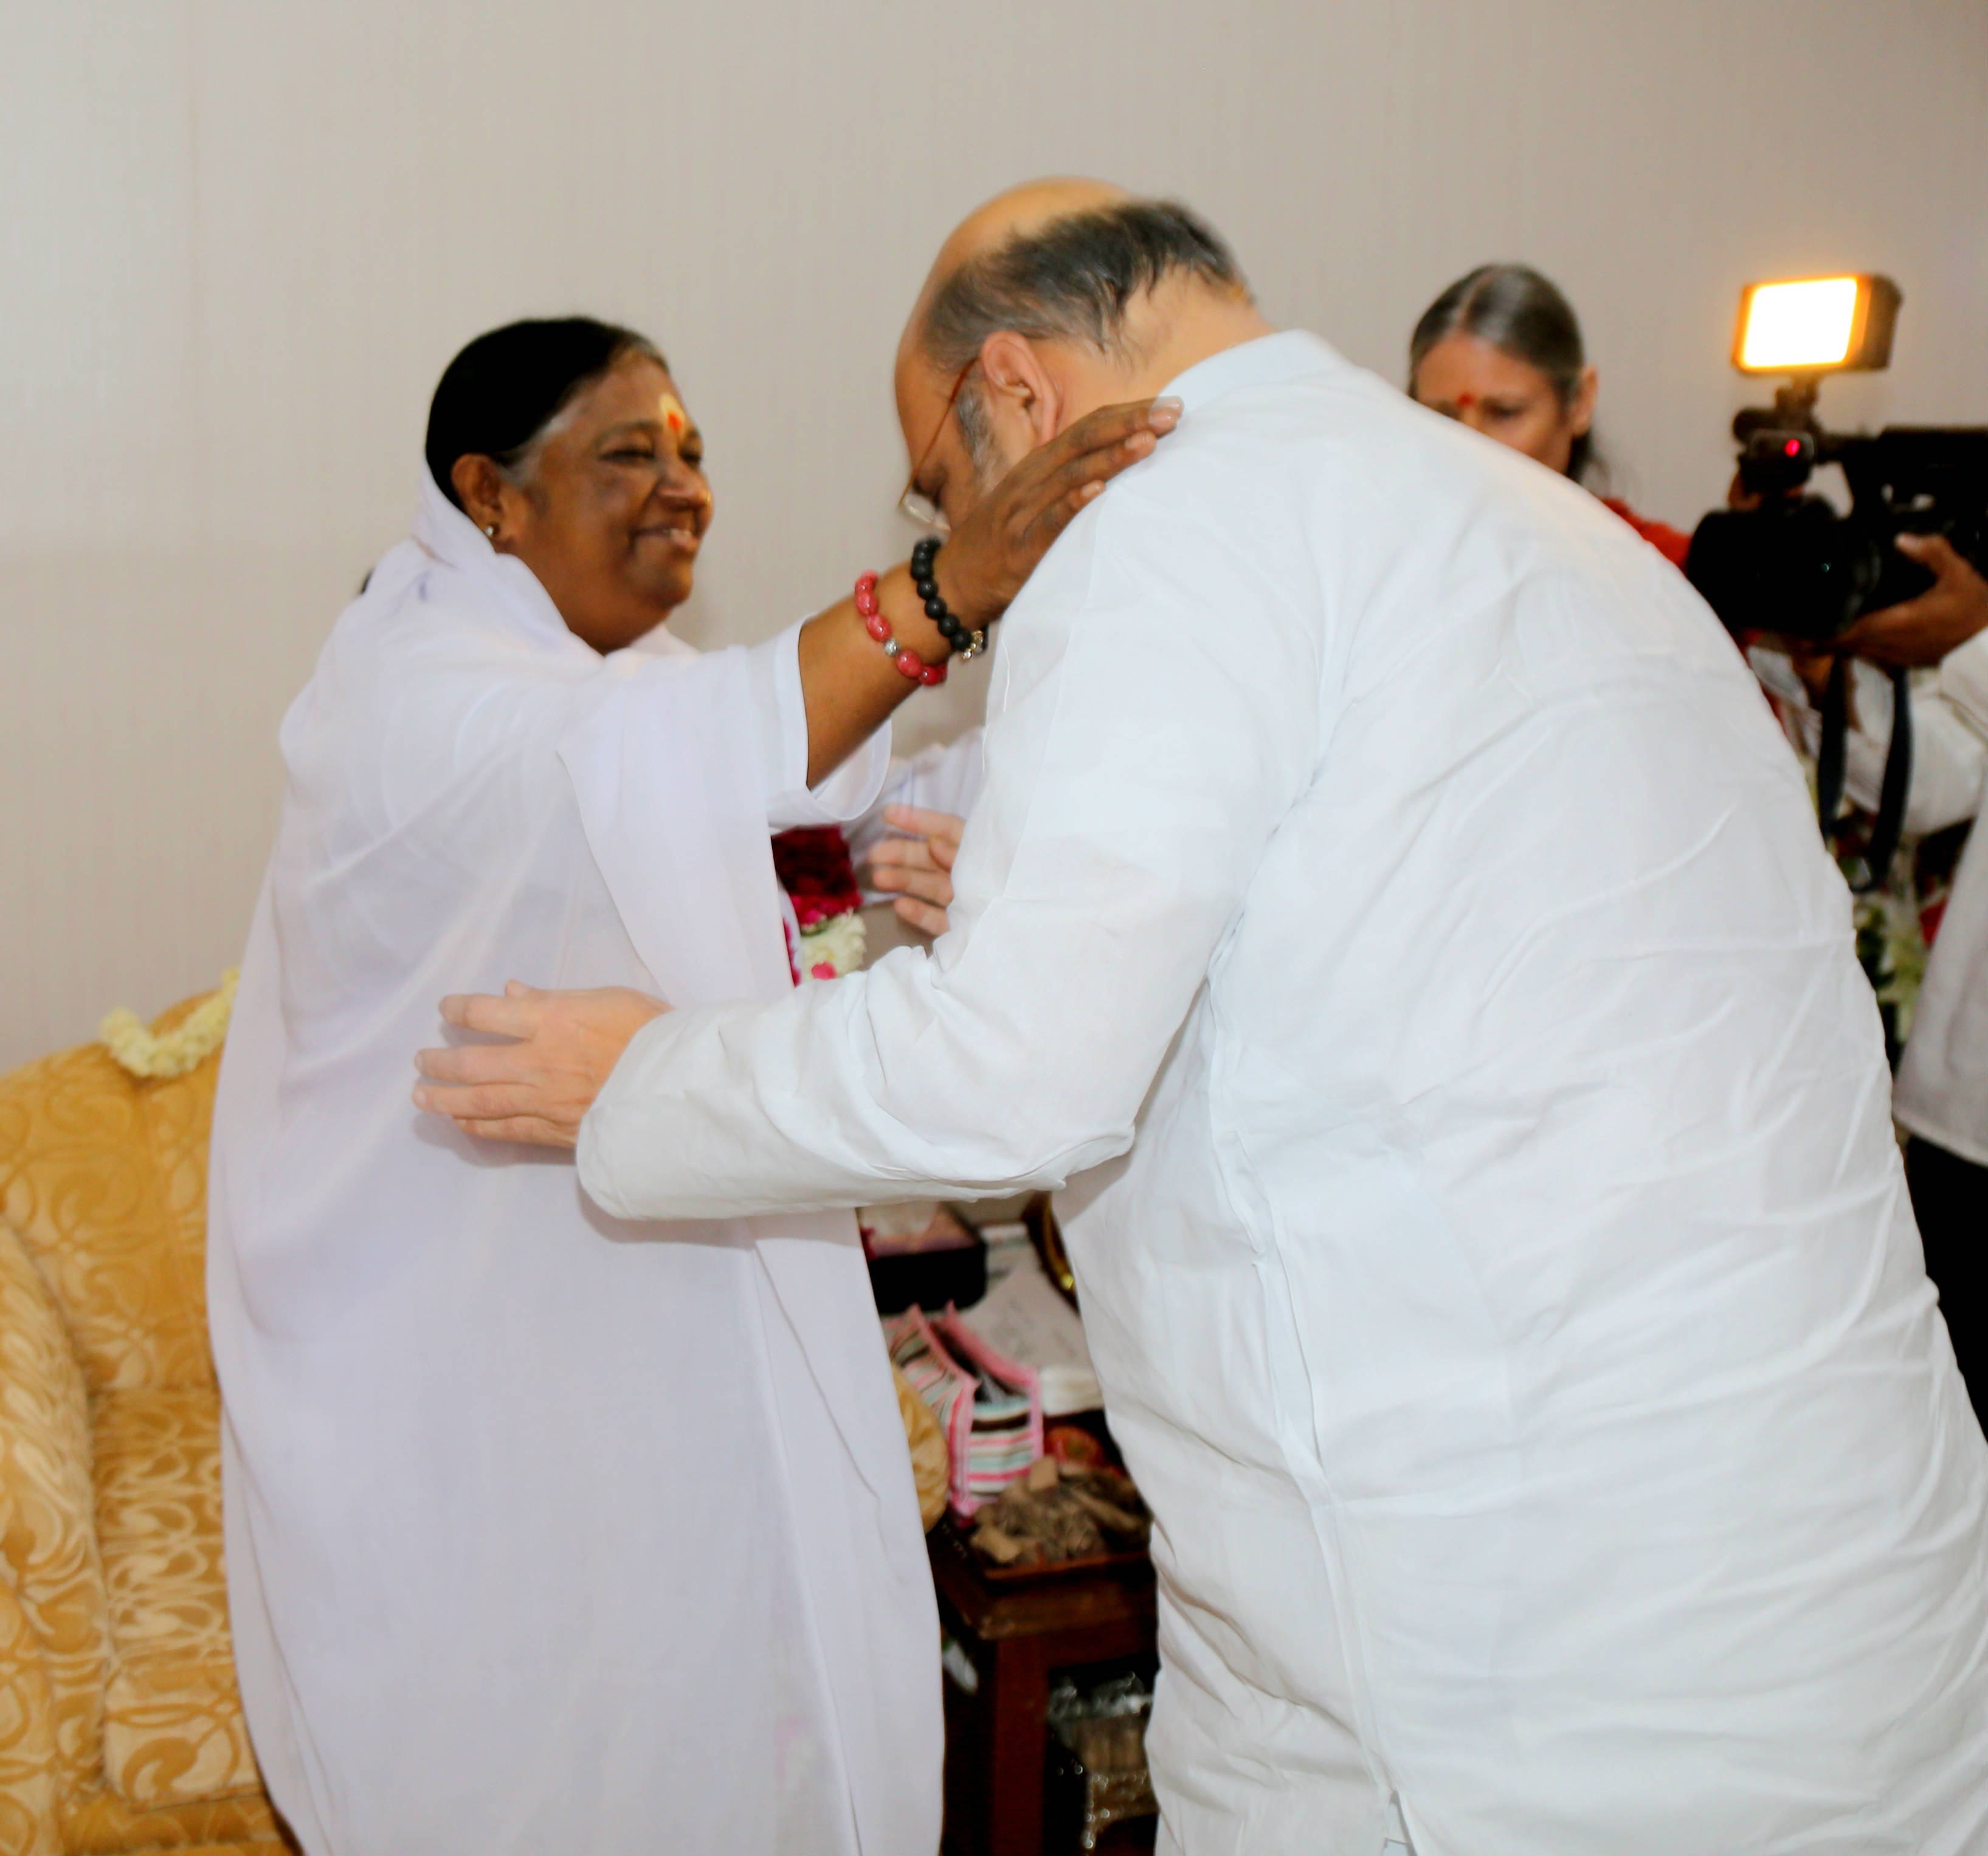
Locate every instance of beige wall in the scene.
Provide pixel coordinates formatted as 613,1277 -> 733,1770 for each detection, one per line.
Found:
4,0 -> 1985,1068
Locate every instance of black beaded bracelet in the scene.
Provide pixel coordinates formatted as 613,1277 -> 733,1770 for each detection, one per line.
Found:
911,536 -> 988,661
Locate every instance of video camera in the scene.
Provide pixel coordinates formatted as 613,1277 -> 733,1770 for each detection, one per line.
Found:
1683,276 -> 1988,886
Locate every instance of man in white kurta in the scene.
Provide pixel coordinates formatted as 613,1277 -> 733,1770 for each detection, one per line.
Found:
565,328 -> 1988,1851
209,475 -> 938,1854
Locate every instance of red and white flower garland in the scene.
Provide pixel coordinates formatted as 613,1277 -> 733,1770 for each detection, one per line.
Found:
771,826 -> 868,983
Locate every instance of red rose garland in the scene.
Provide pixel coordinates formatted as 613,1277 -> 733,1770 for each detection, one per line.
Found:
771,826 -> 866,982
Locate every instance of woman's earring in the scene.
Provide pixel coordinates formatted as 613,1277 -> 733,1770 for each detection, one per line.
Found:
485,524 -> 497,539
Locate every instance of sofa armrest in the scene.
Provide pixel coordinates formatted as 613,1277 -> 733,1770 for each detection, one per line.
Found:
0,1217 -> 111,1813
0,1550 -> 61,1856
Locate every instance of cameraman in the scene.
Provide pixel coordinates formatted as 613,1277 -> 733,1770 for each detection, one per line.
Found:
1409,266 -> 1988,1413
1747,551 -> 1987,1041
1838,538 -> 1988,1410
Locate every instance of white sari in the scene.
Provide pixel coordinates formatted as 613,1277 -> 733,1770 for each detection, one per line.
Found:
208,474 -> 938,1856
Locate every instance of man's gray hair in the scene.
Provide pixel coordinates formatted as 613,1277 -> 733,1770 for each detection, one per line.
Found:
919,198 -> 1248,374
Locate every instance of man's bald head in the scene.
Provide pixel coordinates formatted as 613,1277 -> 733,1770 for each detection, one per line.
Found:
894,182 -> 1266,528
913,179 -> 1133,322
905,181 -> 1249,378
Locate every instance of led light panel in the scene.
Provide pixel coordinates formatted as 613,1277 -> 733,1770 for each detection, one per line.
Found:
1739,278 -> 1860,370
1733,274 -> 1899,374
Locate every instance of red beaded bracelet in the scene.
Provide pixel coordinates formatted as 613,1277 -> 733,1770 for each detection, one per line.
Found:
855,570 -> 946,686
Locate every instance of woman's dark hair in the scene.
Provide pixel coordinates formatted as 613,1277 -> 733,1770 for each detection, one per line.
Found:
1408,264 -> 1598,483
425,317 -> 665,509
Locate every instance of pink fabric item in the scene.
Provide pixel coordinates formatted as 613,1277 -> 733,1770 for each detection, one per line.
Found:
931,1306 -> 1044,1517
885,1306 -> 978,1513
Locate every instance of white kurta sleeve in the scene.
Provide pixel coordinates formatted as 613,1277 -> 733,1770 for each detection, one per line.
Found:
1834,669 -> 1988,836
1745,646 -> 1987,837
1903,685 -> 1988,832
1936,628 -> 1988,742
578,463 -> 1323,1220
753,619 -> 892,829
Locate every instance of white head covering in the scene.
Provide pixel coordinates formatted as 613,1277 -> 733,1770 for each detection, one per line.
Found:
208,472 -> 935,1855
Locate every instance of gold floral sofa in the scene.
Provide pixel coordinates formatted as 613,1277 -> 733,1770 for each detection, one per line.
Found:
0,987 -> 946,1856
0,994 -> 288,1855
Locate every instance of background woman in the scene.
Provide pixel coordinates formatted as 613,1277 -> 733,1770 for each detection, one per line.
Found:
207,316 -> 1170,1856
1408,261 -> 1691,564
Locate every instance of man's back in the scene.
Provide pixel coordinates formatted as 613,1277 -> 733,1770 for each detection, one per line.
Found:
577,328 -> 1988,1854
1018,332 -> 1988,1854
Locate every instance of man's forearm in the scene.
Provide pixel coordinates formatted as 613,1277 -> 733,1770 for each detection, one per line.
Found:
575,971 -> 1131,1222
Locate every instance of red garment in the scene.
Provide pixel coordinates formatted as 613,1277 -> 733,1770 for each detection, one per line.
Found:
1600,496 -> 1692,570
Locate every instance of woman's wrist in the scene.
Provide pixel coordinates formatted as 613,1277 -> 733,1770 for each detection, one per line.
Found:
849,545 -> 993,688
872,563 -> 951,661
911,537 -> 986,660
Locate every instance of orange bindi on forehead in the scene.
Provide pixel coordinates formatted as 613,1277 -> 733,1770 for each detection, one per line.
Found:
1455,392 -> 1478,410
658,391 -> 687,439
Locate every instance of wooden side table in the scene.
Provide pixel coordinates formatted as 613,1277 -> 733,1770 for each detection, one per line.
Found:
930,1520 -> 1158,1856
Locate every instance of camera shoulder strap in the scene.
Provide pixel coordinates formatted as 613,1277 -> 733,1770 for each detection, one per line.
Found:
1817,655 -> 1913,894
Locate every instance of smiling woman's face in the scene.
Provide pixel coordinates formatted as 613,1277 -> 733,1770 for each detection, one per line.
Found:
475,354 -> 712,653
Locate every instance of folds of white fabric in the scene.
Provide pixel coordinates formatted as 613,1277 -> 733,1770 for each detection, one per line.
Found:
208,473 -> 936,1856
579,334 -> 1988,1855
1897,630 -> 1988,1165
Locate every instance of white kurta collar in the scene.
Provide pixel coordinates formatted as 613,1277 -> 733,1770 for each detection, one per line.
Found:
1159,328 -> 1345,416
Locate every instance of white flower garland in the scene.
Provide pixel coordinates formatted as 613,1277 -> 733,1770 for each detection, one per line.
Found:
100,970 -> 239,1079
796,910 -> 867,982
95,906 -> 861,1078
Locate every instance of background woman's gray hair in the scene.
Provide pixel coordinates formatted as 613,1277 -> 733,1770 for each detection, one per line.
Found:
1408,263 -> 1601,485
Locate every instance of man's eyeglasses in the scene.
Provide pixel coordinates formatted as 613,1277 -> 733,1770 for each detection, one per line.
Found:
897,359 -> 979,535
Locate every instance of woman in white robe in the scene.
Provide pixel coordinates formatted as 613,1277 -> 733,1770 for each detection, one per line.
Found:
207,316 -> 1172,1856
